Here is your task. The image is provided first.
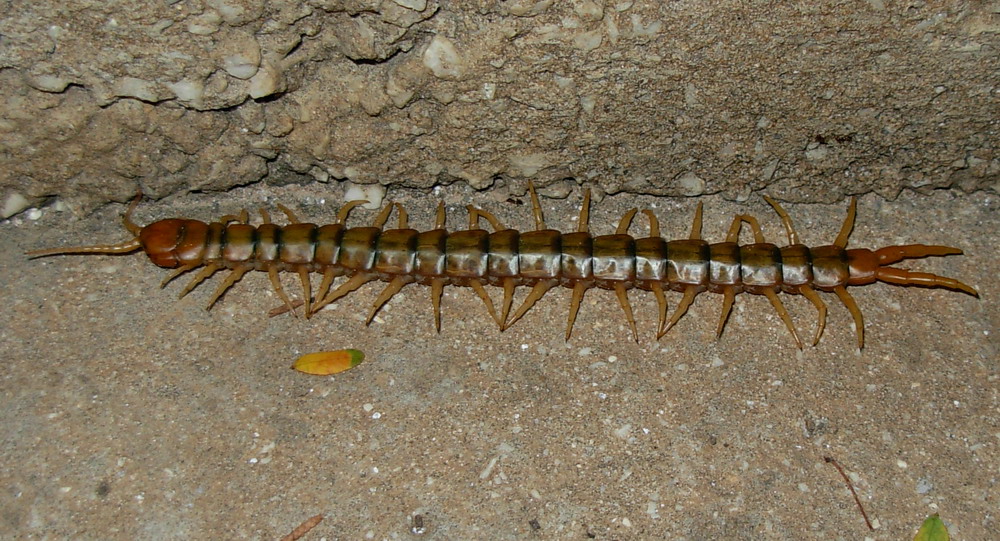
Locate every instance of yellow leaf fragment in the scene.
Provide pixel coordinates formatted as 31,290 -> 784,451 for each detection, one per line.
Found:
292,349 -> 365,375
913,514 -> 949,541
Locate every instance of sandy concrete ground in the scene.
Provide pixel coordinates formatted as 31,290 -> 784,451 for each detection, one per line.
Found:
1,184 -> 996,540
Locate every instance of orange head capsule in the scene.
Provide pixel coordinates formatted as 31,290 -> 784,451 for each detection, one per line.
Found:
138,219 -> 207,268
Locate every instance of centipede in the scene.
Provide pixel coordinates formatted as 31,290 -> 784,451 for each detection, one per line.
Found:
26,185 -> 978,349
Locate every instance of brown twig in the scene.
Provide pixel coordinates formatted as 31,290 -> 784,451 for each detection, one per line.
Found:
824,456 -> 874,531
279,513 -> 324,541
269,299 -> 305,318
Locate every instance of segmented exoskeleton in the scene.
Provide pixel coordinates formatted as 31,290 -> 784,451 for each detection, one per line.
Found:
27,186 -> 978,349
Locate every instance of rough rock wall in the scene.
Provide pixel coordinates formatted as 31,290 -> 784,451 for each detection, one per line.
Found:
1,0 -> 997,217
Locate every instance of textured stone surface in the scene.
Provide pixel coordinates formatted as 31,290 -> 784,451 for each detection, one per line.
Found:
0,1 -> 997,216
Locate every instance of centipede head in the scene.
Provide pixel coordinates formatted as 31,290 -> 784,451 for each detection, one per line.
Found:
847,245 -> 978,297
136,219 -> 193,268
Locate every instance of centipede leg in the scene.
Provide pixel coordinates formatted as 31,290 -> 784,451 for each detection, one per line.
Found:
834,197 -> 858,249
716,286 -> 736,339
577,189 -> 591,233
206,267 -> 250,309
565,282 -> 588,341
833,285 -> 864,349
315,268 -> 337,309
505,279 -> 558,330
372,203 -> 394,228
614,283 -> 639,343
218,209 -> 249,224
528,181 -> 546,230
161,264 -> 197,288
179,263 -> 221,299
298,267 -> 313,318
268,266 -> 299,318
431,278 -> 445,332
799,284 -> 827,346
434,201 -> 446,229
650,282 -> 668,337
314,273 -> 376,312
659,286 -> 699,339
501,277 -> 517,326
277,203 -> 300,224
366,275 -> 414,325
336,200 -> 367,223
469,279 -> 503,328
763,196 -> 799,245
763,288 -> 803,349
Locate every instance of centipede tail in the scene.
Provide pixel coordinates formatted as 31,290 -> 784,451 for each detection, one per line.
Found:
28,188 -> 978,349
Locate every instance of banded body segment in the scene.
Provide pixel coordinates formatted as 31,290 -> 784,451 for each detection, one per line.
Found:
809,245 -> 850,291
592,234 -> 635,288
740,243 -> 782,294
665,239 -> 710,291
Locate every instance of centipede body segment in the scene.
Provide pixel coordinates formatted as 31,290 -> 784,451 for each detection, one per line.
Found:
27,186 -> 978,349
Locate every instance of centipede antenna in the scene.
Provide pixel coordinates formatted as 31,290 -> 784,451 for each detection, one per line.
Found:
160,264 -> 197,288
642,209 -> 660,237
578,189 -> 591,233
179,263 -> 221,299
372,203 -> 395,228
650,282 -> 668,335
616,209 -> 638,235
269,266 -> 299,318
314,273 -> 376,313
259,208 -> 272,224
122,193 -> 144,236
367,276 -> 414,325
565,282 -> 588,340
833,285 -> 864,349
26,238 -> 143,258
470,279 -> 503,328
336,200 -> 368,224
434,201 -> 446,229
799,284 -> 828,346
763,288 -> 803,349
277,203 -> 300,224
690,202 -> 704,240
614,283 -> 639,343
763,196 -> 799,245
501,277 -> 516,326
528,181 -> 546,230
298,267 -> 313,318
430,278 -> 445,332
660,286 -> 698,339
505,279 -> 558,330
206,267 -> 250,310
833,197 -> 857,249
716,286 -> 736,338
396,203 -> 409,229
